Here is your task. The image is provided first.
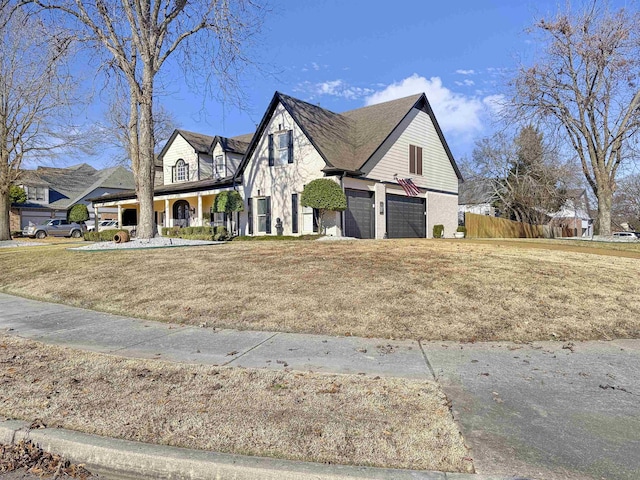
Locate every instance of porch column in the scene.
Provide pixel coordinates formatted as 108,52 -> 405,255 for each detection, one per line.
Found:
197,194 -> 203,227
164,199 -> 170,228
117,204 -> 123,227
93,204 -> 99,224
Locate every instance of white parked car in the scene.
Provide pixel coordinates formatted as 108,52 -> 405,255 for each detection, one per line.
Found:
612,232 -> 638,240
88,220 -> 119,232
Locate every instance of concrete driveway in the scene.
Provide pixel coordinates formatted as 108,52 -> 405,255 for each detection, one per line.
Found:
426,340 -> 640,480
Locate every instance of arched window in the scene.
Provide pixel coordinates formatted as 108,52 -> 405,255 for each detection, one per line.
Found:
175,159 -> 187,182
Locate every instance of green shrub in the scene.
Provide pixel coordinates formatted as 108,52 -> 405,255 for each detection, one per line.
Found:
433,224 -> 445,238
68,204 -> 90,223
9,185 -> 26,204
301,179 -> 347,234
232,234 -> 321,242
456,226 -> 467,233
161,226 -> 224,240
84,229 -> 121,242
181,234 -> 214,241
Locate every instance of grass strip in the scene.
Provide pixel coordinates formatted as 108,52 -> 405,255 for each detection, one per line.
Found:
0,335 -> 472,473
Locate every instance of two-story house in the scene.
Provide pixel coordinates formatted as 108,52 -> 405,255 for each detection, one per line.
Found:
11,164 -> 135,231
91,91 -> 462,238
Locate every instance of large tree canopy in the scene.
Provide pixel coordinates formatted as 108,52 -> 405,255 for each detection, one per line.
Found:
472,126 -> 569,225
30,0 -> 264,239
0,6 -> 77,240
511,3 -> 640,235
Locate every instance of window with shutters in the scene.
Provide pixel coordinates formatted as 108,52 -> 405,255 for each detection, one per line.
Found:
256,198 -> 268,232
269,130 -> 293,166
409,145 -> 423,176
175,159 -> 188,182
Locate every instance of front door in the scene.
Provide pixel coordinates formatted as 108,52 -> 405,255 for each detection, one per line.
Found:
173,200 -> 190,227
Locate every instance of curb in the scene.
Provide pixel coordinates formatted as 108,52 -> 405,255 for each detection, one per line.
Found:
0,420 -> 513,480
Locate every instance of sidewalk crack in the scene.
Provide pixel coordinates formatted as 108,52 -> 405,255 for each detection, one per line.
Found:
224,332 -> 280,365
418,340 -> 437,380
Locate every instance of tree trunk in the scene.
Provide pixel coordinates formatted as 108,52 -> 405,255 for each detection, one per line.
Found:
0,187 -> 10,241
597,188 -> 613,236
135,72 -> 155,240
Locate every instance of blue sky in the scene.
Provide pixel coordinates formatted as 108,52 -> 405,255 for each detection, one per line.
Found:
85,0 -> 627,168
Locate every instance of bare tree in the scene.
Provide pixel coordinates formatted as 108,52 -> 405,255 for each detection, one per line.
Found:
471,126 -> 570,225
613,173 -> 640,229
102,86 -> 178,167
0,6 -> 77,240
510,3 -> 640,235
30,0 -> 264,239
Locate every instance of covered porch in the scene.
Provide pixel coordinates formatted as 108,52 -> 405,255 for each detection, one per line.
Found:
92,188 -> 238,234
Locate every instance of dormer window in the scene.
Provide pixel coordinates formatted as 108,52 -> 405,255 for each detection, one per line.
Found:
172,159 -> 188,182
214,155 -> 225,178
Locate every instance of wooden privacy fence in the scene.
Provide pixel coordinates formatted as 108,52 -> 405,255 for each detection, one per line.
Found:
465,212 -> 545,238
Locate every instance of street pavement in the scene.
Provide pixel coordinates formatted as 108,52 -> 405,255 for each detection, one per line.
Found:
0,292 -> 638,480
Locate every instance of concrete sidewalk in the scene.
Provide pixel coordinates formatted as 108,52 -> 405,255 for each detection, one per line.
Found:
0,292 -> 432,379
1,292 -> 639,480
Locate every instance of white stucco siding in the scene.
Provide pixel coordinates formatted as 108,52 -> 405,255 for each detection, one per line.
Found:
242,102 -> 334,236
362,108 -> 458,194
162,134 -> 198,184
427,192 -> 458,238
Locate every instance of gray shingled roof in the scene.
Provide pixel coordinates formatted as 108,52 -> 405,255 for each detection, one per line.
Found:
31,164 -> 135,209
178,130 -> 215,153
274,92 -> 432,172
218,134 -> 253,154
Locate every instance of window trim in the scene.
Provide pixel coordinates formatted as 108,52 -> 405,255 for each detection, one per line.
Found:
214,155 -> 225,178
175,159 -> 188,182
409,145 -> 423,176
256,197 -> 268,233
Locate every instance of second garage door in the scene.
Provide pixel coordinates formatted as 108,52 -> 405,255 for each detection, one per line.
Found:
344,189 -> 374,239
386,194 -> 426,238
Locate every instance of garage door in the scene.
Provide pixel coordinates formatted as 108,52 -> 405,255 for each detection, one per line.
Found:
386,194 -> 426,238
344,189 -> 374,239
20,210 -> 53,229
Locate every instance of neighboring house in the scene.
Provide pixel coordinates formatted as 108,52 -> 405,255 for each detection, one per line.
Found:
11,163 -> 135,230
458,178 -> 498,223
548,189 -> 593,237
91,91 -> 462,239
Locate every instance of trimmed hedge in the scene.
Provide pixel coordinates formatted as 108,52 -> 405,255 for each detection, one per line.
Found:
161,226 -> 228,241
232,234 -> 322,242
83,229 -> 122,242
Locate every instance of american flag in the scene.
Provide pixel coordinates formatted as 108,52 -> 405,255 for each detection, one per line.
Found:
396,177 -> 420,196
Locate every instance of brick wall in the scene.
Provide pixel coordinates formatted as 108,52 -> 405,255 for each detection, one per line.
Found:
9,209 -> 20,233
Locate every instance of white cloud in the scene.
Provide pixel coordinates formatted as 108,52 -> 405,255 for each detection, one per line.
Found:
296,79 -> 374,100
311,62 -> 320,71
456,69 -> 475,75
482,94 -> 506,116
364,74 -> 502,139
455,79 -> 475,87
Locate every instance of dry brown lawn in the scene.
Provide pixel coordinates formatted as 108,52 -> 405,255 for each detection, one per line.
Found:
0,335 -> 471,472
0,239 -> 639,342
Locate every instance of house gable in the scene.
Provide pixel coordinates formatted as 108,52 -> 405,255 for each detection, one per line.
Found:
162,132 -> 201,184
240,98 -> 329,235
360,106 -> 459,194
